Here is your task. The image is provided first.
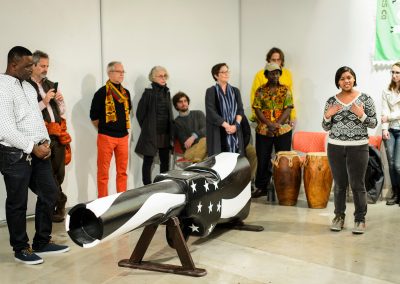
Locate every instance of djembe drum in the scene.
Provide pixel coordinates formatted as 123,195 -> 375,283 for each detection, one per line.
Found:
303,152 -> 333,208
272,151 -> 302,206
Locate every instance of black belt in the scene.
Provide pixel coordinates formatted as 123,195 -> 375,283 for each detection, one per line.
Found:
0,143 -> 22,152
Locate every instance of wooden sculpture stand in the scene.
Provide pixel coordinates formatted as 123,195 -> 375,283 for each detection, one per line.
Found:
118,216 -> 207,277
218,220 -> 264,232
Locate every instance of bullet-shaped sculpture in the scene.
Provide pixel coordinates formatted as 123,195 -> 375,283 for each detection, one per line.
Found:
66,152 -> 251,248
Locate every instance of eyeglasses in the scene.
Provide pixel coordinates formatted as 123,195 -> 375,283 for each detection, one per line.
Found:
111,70 -> 126,74
156,74 -> 168,79
219,70 -> 230,74
391,70 -> 400,75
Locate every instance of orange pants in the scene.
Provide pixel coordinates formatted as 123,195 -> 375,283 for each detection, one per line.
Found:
97,134 -> 128,198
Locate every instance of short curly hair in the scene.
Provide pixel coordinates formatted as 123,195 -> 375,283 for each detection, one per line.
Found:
148,66 -> 169,82
172,92 -> 190,111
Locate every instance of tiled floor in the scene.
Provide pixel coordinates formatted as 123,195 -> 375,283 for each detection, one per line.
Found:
0,192 -> 399,284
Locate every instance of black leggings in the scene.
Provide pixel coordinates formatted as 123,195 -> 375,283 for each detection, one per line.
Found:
142,147 -> 170,185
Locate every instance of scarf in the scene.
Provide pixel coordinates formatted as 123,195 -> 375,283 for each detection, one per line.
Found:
105,80 -> 130,129
45,119 -> 72,165
215,83 -> 238,153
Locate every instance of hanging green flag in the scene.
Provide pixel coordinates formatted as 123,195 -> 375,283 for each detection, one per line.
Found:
375,0 -> 400,64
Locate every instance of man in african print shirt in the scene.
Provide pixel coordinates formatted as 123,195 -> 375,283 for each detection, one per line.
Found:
252,62 -> 294,199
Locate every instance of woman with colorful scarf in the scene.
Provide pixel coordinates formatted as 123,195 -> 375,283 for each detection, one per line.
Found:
205,63 -> 245,156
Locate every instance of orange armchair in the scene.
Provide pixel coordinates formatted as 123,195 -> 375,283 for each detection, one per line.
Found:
292,131 -> 328,154
369,135 -> 382,150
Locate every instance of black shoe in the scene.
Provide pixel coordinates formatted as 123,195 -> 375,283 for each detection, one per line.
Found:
386,195 -> 399,206
367,194 -> 376,204
251,188 -> 267,198
33,242 -> 70,255
14,247 -> 43,265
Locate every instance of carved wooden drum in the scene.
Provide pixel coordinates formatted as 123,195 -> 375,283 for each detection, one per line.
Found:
303,152 -> 333,208
272,151 -> 302,206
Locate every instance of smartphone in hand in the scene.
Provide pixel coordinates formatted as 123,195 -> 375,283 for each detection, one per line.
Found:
53,82 -> 58,93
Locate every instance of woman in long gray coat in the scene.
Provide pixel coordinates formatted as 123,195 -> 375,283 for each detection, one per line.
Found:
205,63 -> 244,156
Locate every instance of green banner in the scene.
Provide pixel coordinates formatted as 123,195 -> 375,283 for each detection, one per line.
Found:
375,0 -> 400,63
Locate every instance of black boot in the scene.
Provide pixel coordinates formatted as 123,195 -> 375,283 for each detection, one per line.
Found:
266,180 -> 276,202
251,187 -> 267,198
386,187 -> 399,206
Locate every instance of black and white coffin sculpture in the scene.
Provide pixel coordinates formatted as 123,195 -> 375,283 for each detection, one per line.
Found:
66,152 -> 252,248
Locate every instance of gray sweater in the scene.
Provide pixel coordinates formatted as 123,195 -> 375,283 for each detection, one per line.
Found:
174,110 -> 206,149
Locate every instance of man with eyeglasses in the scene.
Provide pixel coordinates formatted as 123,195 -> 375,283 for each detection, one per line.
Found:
90,61 -> 132,197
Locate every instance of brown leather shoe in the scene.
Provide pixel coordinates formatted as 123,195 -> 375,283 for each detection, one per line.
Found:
251,188 -> 267,198
52,213 -> 65,223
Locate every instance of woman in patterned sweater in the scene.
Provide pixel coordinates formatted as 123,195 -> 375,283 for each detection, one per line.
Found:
322,66 -> 377,234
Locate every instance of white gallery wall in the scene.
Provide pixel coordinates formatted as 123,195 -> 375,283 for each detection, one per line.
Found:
0,0 -> 240,221
0,0 -> 102,221
241,0 -> 386,134
100,0 -> 240,193
0,0 -> 390,221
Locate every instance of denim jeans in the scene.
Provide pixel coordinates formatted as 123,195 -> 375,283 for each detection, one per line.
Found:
1,154 -> 58,252
383,129 -> 400,189
255,131 -> 292,190
327,143 -> 369,222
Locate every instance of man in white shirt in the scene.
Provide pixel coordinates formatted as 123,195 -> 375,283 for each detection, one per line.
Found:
0,46 -> 69,265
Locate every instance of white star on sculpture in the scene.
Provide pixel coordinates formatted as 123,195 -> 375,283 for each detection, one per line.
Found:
217,201 -> 221,212
197,201 -> 202,213
189,223 -> 199,232
213,181 -> 219,190
208,201 -> 213,213
204,180 -> 210,192
191,182 -> 197,193
208,224 -> 214,233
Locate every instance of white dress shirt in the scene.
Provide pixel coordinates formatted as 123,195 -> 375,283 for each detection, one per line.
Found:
0,74 -> 49,153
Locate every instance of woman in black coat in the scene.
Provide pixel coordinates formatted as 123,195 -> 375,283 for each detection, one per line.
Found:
135,66 -> 173,185
205,63 -> 245,156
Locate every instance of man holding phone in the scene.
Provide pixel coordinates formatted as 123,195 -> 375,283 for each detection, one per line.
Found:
28,50 -> 70,223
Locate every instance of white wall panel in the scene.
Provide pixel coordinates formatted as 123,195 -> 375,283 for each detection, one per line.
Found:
100,0 -> 240,188
240,0 -> 382,134
0,0 -> 102,221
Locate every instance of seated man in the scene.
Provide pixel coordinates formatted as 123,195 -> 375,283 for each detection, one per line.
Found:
172,92 -> 257,180
172,92 -> 207,162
